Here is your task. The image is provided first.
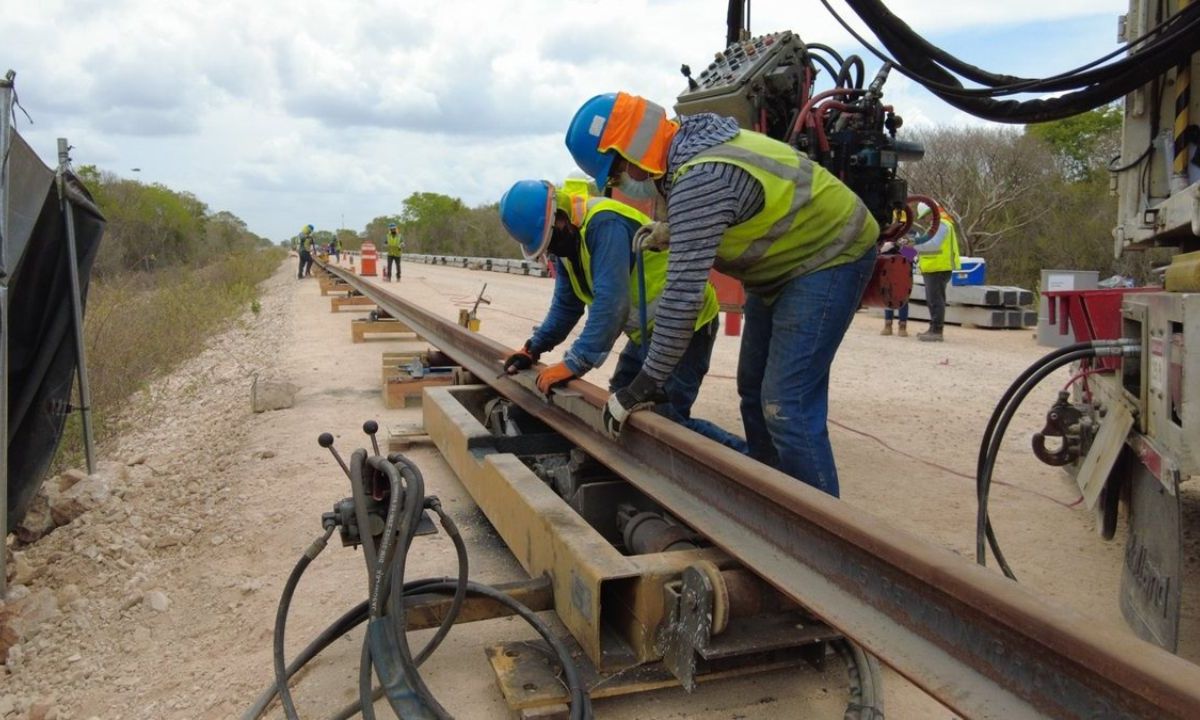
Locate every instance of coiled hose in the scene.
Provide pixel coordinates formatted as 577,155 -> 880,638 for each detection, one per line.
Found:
246,449 -> 590,720
975,339 -> 1140,579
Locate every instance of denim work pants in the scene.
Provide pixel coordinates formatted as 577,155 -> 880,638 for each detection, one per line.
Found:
610,318 -> 748,453
923,271 -> 951,333
883,302 -> 909,322
737,247 -> 877,496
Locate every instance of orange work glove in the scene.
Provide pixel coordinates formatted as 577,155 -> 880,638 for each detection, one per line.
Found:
535,362 -> 576,395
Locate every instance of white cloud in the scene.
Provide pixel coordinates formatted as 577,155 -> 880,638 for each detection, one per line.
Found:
2,0 -> 1127,240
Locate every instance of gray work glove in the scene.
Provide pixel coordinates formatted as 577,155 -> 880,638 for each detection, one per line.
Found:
634,222 -> 671,252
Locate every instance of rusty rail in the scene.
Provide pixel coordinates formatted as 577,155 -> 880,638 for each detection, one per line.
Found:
319,259 -> 1200,719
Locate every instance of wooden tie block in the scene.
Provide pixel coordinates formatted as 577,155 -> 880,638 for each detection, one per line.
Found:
330,294 -> 376,312
381,353 -> 474,408
319,276 -> 350,296
387,421 -> 433,451
351,318 -> 423,343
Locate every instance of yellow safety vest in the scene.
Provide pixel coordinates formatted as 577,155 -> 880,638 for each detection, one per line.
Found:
917,212 -> 962,274
674,130 -> 879,300
560,198 -> 720,345
386,232 -> 402,256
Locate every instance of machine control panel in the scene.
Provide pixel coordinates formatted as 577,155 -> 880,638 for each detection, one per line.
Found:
675,31 -> 806,128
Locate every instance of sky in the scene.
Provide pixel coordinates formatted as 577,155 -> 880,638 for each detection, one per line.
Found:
3,0 -> 1128,241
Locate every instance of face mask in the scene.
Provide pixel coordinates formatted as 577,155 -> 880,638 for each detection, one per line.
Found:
617,172 -> 659,201
548,225 -> 580,258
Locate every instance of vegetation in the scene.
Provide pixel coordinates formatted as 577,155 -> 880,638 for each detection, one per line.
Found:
55,170 -> 284,469
358,192 -> 521,259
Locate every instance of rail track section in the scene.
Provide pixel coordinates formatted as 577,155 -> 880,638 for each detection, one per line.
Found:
318,259 -> 1200,719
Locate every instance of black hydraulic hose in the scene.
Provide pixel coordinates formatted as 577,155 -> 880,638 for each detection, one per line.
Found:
244,601 -> 369,720
349,449 -> 381,594
842,0 -> 1200,93
822,0 -> 1200,123
250,448 -> 591,720
417,581 -> 593,720
806,52 -> 842,87
330,501 -> 471,720
973,340 -> 1095,576
367,456 -> 408,617
976,342 -> 1139,578
273,527 -> 335,720
359,632 -> 378,720
805,42 -> 846,68
977,348 -> 1096,580
836,54 -> 865,90
411,500 -> 468,665
377,457 -> 451,719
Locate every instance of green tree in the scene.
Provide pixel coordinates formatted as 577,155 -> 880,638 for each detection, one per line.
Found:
1025,104 -> 1122,181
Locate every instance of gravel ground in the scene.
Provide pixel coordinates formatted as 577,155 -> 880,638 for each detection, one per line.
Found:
2,257 -> 1196,719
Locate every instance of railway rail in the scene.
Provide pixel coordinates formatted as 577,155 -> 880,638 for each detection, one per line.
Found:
318,258 -> 1200,720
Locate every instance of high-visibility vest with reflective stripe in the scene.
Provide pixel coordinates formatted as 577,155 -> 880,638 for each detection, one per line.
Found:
674,130 -> 879,299
917,212 -> 962,274
386,232 -> 402,256
560,198 -> 720,345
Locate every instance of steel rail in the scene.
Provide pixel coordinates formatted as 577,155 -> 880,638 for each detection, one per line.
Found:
320,260 -> 1200,719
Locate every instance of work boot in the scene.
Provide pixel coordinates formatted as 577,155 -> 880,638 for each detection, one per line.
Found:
880,322 -> 893,336
898,322 -> 908,337
918,330 -> 943,342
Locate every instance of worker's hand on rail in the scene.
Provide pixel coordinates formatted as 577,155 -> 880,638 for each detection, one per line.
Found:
602,373 -> 659,439
634,222 -> 671,252
536,363 -> 576,395
503,341 -> 539,375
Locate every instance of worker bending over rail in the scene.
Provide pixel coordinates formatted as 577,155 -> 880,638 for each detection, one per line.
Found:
499,179 -> 747,453
565,92 -> 878,497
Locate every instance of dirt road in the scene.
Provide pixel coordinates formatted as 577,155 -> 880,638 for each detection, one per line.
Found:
2,259 -> 1196,719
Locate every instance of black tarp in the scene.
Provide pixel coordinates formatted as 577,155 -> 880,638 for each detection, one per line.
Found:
3,130 -> 104,529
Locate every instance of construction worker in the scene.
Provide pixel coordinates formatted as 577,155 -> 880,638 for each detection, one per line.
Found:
385,223 -> 403,282
330,235 -> 342,264
912,203 -> 961,342
880,239 -> 916,337
498,179 -> 747,453
297,224 -> 315,279
564,92 -> 878,497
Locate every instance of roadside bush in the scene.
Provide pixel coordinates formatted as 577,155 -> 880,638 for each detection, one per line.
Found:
54,248 -> 285,469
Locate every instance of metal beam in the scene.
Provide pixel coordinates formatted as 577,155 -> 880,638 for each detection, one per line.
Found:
318,260 -> 1200,719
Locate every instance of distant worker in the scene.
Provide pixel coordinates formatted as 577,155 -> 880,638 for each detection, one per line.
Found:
331,235 -> 342,264
879,239 -> 916,337
498,179 -> 747,453
385,223 -> 404,282
297,224 -> 315,279
564,92 -> 878,497
912,202 -> 961,342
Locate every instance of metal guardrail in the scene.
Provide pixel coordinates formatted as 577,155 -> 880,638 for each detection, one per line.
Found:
403,253 -> 550,277
317,258 -> 1200,719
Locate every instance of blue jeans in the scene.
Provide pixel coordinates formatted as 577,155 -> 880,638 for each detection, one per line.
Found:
610,318 -> 749,453
737,248 -> 877,496
883,303 -> 909,322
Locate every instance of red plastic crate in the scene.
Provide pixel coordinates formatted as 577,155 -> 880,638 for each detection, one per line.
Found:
1043,287 -> 1159,368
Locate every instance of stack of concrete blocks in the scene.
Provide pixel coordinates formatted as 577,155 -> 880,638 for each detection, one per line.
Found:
906,275 -> 1037,329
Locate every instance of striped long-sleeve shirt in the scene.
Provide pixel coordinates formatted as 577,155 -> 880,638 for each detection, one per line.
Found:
641,114 -> 764,385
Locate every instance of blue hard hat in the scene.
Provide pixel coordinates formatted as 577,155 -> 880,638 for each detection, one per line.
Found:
565,93 -> 618,190
388,223 -> 397,229
499,180 -> 554,260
